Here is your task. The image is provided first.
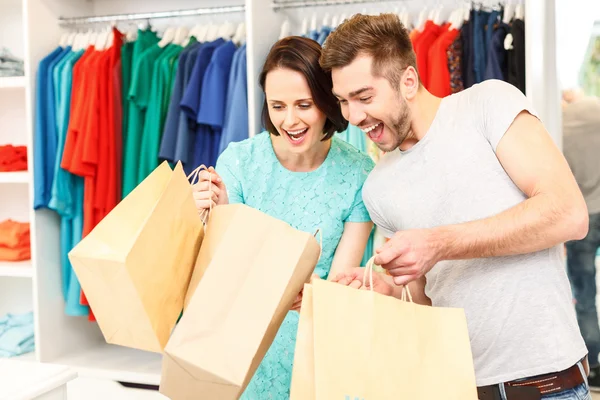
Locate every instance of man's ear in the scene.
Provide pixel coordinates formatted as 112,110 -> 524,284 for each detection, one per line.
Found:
402,66 -> 420,100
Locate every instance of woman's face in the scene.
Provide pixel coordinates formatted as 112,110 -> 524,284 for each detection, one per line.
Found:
265,67 -> 328,153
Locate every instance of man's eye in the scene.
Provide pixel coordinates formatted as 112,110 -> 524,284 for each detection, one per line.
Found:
360,96 -> 372,102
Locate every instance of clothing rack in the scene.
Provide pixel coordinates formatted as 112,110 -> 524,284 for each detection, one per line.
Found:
271,0 -> 387,10
57,5 -> 246,26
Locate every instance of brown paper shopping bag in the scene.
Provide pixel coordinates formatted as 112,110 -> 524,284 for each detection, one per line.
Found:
291,260 -> 478,400
69,161 -> 204,353
289,284 -> 315,400
159,204 -> 321,400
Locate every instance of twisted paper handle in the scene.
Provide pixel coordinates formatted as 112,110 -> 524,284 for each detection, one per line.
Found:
188,164 -> 211,226
314,228 -> 323,263
363,256 -> 413,302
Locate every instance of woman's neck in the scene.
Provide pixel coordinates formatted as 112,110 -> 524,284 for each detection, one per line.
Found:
270,135 -> 332,172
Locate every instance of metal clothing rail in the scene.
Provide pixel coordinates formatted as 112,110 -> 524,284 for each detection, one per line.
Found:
272,0 -> 388,10
58,5 -> 245,26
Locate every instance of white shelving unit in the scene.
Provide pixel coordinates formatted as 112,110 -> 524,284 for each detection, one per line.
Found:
0,76 -> 26,88
0,0 -> 560,387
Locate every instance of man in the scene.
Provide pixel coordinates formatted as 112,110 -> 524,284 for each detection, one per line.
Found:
321,14 -> 591,399
562,89 -> 600,391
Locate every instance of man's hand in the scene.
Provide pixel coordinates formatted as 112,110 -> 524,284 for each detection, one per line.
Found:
374,229 -> 442,286
291,274 -> 320,312
332,267 -> 394,296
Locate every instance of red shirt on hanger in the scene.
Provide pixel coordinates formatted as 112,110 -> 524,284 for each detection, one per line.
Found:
413,20 -> 445,89
428,27 -> 460,98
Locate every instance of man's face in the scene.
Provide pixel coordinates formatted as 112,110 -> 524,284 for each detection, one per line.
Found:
331,55 -> 412,152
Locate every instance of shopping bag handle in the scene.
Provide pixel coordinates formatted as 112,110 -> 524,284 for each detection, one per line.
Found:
363,257 -> 413,303
313,229 -> 323,262
188,164 -> 211,226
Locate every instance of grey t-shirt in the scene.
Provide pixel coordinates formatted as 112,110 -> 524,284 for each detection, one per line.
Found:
563,97 -> 600,214
363,80 -> 586,386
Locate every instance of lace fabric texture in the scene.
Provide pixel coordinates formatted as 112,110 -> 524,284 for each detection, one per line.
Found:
216,131 -> 374,399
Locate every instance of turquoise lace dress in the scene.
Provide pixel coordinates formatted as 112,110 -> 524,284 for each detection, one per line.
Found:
215,131 -> 375,399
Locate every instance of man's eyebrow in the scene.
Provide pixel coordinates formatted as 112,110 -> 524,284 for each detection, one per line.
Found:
332,87 -> 373,100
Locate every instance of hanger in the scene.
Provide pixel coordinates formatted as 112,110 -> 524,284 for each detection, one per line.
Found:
322,13 -> 330,28
433,5 -> 444,25
300,16 -> 309,36
58,31 -> 69,47
331,15 -> 339,28
174,26 -> 190,45
463,1 -> 472,21
206,22 -> 220,41
158,26 -> 175,48
219,21 -> 236,40
503,1 -> 515,24
232,22 -> 246,45
279,18 -> 290,39
515,3 -> 524,20
416,7 -> 428,30
66,31 -> 77,47
310,13 -> 317,32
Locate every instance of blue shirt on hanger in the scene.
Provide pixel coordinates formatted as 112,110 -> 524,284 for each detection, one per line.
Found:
317,26 -> 332,45
194,40 -> 237,169
34,46 -> 66,210
159,41 -> 201,162
219,44 -> 248,155
177,38 -> 225,170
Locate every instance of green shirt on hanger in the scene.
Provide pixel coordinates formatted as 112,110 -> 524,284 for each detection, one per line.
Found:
120,40 -> 134,142
137,43 -> 184,183
122,29 -> 159,199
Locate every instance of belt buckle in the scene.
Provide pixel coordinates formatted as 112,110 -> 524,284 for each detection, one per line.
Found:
504,385 -> 542,400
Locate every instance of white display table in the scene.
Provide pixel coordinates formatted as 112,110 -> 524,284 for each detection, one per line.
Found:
0,359 -> 77,400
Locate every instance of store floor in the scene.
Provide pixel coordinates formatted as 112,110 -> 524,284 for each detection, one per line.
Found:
66,377 -> 600,399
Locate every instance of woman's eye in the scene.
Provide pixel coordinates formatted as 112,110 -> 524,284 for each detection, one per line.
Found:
271,104 -> 283,110
298,103 -> 311,109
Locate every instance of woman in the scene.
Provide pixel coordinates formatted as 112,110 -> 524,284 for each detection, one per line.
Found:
193,36 -> 375,399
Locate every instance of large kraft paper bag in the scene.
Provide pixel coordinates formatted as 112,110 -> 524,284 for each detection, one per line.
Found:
291,266 -> 478,400
159,204 -> 321,400
69,161 -> 204,353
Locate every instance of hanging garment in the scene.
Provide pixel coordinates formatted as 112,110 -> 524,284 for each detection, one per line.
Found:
47,47 -> 88,317
473,9 -> 491,84
0,145 -> 27,172
317,26 -> 332,45
121,40 -> 134,143
33,46 -> 66,209
413,20 -> 444,89
507,18 -> 526,94
137,43 -> 183,182
193,41 -> 237,169
218,44 -> 248,155
447,33 -> 465,94
160,38 -> 200,163
428,27 -> 460,97
461,19 -> 473,89
122,29 -> 159,198
178,38 -> 225,171
484,22 -> 511,81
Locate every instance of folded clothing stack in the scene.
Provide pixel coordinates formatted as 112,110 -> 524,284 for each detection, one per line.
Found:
0,220 -> 30,261
0,145 -> 27,172
0,312 -> 34,358
0,48 -> 24,77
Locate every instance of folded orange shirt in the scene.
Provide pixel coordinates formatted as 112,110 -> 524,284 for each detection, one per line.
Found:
0,220 -> 30,249
0,245 -> 31,261
0,145 -> 28,172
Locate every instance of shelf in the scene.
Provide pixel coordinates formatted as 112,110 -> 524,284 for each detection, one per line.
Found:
0,77 -> 26,89
52,343 -> 162,385
0,261 -> 33,278
0,171 -> 29,183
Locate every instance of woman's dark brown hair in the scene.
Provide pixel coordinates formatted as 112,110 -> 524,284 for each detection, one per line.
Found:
259,36 -> 348,140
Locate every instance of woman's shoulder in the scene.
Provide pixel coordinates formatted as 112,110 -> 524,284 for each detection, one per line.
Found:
217,131 -> 270,165
330,136 -> 376,173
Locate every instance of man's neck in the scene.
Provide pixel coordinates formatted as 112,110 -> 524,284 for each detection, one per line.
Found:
405,90 -> 443,147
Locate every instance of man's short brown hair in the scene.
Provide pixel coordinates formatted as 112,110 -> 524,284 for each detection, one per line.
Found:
319,13 -> 418,89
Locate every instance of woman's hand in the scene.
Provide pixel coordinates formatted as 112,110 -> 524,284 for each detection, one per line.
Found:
291,273 -> 320,312
332,267 -> 394,297
192,167 -> 229,213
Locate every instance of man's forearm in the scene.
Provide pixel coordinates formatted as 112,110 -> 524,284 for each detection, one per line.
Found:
433,193 -> 588,261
